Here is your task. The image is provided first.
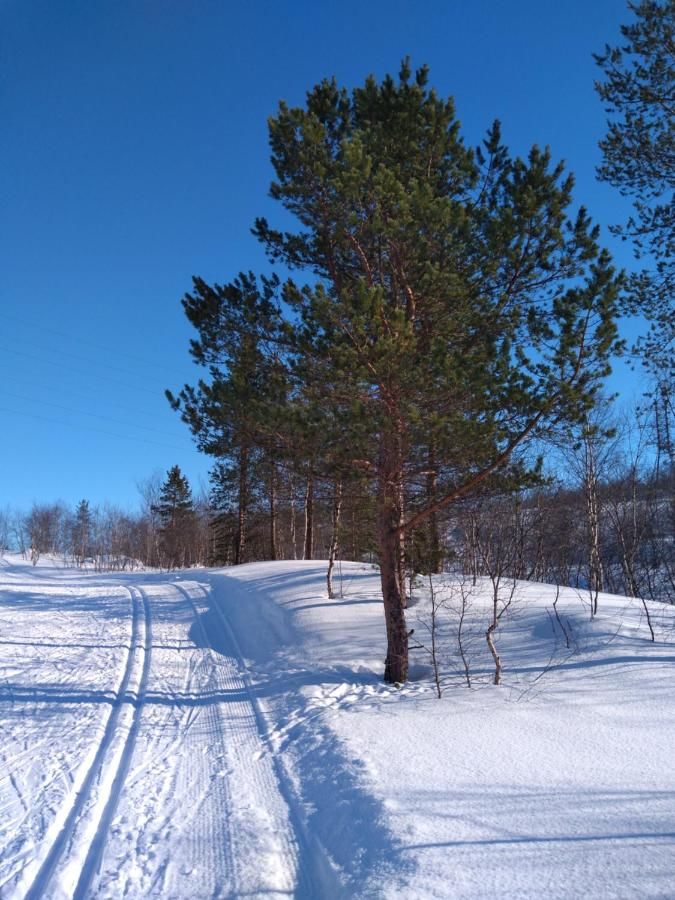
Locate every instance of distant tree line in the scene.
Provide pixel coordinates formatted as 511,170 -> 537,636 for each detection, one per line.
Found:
0,392 -> 671,613
0,466 -> 212,572
200,391 -> 673,605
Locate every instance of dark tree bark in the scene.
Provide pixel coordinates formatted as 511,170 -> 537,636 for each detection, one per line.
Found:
378,429 -> 409,684
289,472 -> 297,559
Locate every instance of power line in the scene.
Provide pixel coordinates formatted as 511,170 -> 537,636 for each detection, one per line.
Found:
0,337 -> 173,389
2,390 -> 187,440
0,345 -> 166,397
3,311 -> 186,377
0,405 -> 195,453
0,366 -> 176,422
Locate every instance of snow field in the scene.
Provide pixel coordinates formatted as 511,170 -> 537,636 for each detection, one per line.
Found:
210,562 -> 675,899
2,554 -> 675,898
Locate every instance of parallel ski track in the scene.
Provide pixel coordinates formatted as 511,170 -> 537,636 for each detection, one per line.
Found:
71,586 -> 152,899
22,583 -> 150,900
199,578 -> 344,899
91,581 -> 240,898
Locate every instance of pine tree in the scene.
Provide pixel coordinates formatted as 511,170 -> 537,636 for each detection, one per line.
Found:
154,465 -> 196,568
72,499 -> 92,566
595,0 -> 674,384
167,274 -> 287,565
256,62 -> 621,682
176,62 -> 622,682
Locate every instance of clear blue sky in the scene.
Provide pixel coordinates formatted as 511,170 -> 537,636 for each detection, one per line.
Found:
2,0 -> 647,511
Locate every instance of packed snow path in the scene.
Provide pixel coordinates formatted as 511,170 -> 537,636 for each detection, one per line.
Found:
0,558 -> 332,899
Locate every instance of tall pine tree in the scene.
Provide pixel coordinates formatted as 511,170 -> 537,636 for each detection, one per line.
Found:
175,62 -> 622,682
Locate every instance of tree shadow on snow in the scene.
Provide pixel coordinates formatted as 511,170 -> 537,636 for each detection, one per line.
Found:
187,598 -> 415,896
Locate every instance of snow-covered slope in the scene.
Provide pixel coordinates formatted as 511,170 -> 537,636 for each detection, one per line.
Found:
1,553 -> 674,898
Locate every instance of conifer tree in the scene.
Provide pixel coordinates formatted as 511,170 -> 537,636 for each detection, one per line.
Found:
72,499 -> 92,566
155,465 -> 196,568
167,274 -> 286,565
595,0 -> 674,384
175,62 -> 622,683
257,62 -> 621,682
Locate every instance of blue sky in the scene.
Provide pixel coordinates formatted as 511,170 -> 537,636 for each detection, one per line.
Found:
2,0 -> 646,511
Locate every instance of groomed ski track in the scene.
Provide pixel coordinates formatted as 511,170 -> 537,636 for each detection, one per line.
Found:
0,562 -> 340,899
20,584 -> 151,900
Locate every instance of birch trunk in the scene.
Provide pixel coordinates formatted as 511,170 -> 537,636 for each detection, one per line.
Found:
326,480 -> 343,599
235,446 -> 248,566
269,460 -> 278,561
584,443 -> 604,615
303,474 -> 314,561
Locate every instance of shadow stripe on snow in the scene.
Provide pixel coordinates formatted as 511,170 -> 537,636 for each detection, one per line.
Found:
201,581 -> 346,900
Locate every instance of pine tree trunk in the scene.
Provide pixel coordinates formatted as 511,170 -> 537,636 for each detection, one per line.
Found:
303,474 -> 314,560
397,488 -> 407,609
327,480 -> 343,599
378,430 -> 409,684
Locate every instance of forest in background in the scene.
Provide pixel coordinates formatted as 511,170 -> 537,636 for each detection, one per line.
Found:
2,380 -> 672,610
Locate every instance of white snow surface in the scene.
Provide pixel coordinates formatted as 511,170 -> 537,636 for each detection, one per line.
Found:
1,552 -> 675,898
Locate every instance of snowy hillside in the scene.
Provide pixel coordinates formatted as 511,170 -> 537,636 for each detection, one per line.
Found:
1,554 -> 674,898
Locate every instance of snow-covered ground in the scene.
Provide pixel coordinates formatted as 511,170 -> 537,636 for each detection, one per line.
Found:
1,553 -> 674,898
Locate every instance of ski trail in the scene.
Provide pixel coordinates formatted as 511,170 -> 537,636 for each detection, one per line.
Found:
93,578 -> 316,898
88,581 -> 239,898
6,572 -> 342,897
203,580 -> 344,899
175,581 -> 308,898
172,585 -> 241,893
70,587 -> 152,899
19,584 -> 149,900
